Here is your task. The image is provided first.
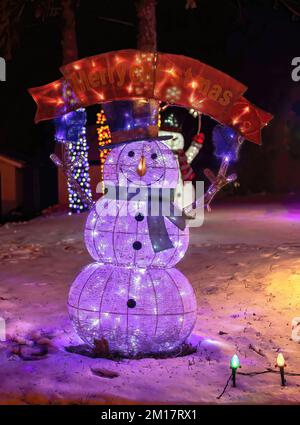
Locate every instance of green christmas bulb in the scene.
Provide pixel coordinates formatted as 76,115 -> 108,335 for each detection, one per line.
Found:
230,354 -> 240,370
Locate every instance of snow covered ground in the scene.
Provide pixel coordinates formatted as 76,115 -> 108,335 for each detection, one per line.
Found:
1,196 -> 300,404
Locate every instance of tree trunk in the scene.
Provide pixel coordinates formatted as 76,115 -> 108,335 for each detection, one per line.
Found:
56,0 -> 79,207
136,0 -> 157,51
56,0 -> 92,212
136,0 -> 158,137
61,0 -> 78,64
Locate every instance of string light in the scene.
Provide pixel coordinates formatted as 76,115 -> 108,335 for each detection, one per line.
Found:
217,352 -> 300,399
276,353 -> 286,386
55,106 -> 92,214
50,153 -> 93,211
68,110 -> 91,214
96,109 -> 112,194
276,353 -> 285,368
230,354 -> 241,387
163,112 -> 180,129
189,108 -> 198,118
230,354 -> 241,370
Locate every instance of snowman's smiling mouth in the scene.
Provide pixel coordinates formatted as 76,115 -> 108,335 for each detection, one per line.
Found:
120,165 -> 164,185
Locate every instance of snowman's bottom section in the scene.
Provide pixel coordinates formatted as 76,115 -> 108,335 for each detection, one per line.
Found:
68,263 -> 197,357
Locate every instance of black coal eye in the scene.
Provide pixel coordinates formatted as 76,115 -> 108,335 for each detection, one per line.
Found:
127,299 -> 136,309
128,151 -> 135,157
151,153 -> 157,160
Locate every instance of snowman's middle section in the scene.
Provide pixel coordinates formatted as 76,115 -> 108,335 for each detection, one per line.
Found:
85,200 -> 189,268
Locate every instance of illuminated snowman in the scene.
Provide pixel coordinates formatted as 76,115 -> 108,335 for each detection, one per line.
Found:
84,139 -> 189,268
68,100 -> 197,356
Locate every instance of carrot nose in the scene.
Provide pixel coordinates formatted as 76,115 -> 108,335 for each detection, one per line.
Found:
136,155 -> 147,177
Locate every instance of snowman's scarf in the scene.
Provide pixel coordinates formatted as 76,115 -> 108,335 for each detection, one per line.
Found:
104,186 -> 186,253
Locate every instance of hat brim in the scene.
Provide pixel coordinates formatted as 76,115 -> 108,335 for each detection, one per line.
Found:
98,135 -> 173,151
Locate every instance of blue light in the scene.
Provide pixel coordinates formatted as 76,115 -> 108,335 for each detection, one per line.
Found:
212,124 -> 240,162
54,108 -> 92,214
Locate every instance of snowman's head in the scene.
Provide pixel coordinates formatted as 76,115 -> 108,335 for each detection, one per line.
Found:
159,130 -> 185,151
103,139 -> 179,188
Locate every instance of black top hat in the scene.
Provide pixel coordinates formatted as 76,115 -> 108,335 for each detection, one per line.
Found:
99,99 -> 172,150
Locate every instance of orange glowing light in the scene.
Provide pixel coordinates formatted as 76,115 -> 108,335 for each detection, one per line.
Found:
96,109 -> 111,192
137,155 -> 147,177
190,80 -> 198,89
115,55 -> 124,64
166,68 -> 176,77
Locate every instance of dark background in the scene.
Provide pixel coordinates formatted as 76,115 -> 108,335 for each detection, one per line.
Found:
0,0 -> 299,217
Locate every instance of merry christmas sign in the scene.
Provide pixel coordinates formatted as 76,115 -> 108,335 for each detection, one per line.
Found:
29,49 -> 272,144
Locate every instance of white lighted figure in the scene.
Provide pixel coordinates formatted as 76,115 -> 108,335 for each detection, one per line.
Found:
159,110 -> 204,209
68,100 -> 197,357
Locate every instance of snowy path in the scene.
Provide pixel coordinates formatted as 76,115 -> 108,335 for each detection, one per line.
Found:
1,197 -> 300,404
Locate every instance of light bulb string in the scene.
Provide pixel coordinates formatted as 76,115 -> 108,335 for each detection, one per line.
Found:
216,373 -> 233,400
217,367 -> 300,400
239,368 -> 300,377
50,152 -> 94,209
